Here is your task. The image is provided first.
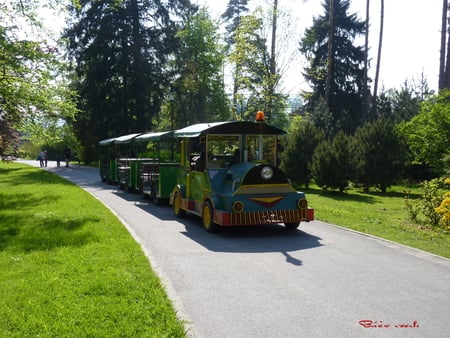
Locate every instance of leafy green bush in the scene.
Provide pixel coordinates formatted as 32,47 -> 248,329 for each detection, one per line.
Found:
404,192 -> 420,222
420,179 -> 443,226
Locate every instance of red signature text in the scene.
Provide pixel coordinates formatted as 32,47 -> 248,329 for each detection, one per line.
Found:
359,320 -> 419,329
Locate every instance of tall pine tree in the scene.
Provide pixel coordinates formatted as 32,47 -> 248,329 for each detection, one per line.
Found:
64,0 -> 195,162
222,0 -> 251,46
300,0 -> 366,137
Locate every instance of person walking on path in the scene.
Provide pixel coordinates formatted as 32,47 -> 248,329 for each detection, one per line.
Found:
63,146 -> 71,167
44,150 -> 48,167
37,150 -> 46,168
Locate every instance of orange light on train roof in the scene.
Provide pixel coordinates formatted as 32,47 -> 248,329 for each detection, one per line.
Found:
255,111 -> 265,122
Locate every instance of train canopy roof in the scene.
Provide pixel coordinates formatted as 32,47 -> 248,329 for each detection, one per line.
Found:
98,137 -> 118,146
112,133 -> 142,144
99,133 -> 142,145
174,121 -> 286,138
134,131 -> 174,142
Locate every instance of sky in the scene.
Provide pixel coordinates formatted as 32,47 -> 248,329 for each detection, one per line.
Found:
194,0 -> 442,95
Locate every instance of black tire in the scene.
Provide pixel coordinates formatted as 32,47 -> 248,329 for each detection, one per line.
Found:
284,222 -> 300,230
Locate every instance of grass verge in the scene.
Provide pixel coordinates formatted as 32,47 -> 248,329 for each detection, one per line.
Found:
304,185 -> 450,259
0,162 -> 186,337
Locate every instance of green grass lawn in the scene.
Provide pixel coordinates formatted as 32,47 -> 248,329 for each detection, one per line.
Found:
0,162 -> 187,337
303,184 -> 450,259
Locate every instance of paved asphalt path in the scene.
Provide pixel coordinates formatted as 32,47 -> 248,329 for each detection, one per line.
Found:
20,160 -> 450,338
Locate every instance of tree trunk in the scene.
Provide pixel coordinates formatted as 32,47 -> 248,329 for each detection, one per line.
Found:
325,0 -> 335,108
363,0 -> 370,121
232,64 -> 239,120
438,0 -> 448,90
445,4 -> 450,88
268,0 -> 278,121
445,29 -> 450,88
270,0 -> 278,77
373,0 -> 384,109
232,2 -> 244,120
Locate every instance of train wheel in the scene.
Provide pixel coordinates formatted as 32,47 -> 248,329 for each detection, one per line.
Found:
151,182 -> 160,205
202,200 -> 218,232
173,191 -> 185,217
284,222 -> 300,230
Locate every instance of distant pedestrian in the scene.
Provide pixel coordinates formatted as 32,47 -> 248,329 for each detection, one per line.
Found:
56,153 -> 61,167
44,150 -> 48,167
63,146 -> 72,167
37,150 -> 45,168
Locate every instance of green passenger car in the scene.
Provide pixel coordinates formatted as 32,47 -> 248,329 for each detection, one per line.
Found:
134,131 -> 179,204
99,133 -> 141,184
99,137 -> 117,183
99,131 -> 179,204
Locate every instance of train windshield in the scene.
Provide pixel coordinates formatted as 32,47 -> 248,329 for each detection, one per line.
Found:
246,135 -> 277,166
206,135 -> 240,168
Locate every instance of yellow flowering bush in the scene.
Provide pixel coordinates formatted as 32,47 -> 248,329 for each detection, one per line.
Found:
435,178 -> 450,228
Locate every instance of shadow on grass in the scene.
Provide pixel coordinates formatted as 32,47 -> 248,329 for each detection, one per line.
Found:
0,166 -> 74,187
0,192 -> 60,210
0,213 -> 99,252
303,186 -> 421,202
0,165 -> 99,253
370,190 -> 421,199
304,187 -> 377,203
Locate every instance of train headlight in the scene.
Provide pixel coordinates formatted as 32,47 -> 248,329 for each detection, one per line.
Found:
233,201 -> 244,213
261,166 -> 273,180
298,198 -> 308,209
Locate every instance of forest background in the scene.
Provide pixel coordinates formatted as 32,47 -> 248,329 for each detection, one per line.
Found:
0,0 -> 449,224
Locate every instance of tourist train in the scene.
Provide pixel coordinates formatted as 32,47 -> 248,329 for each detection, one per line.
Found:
99,111 -> 314,232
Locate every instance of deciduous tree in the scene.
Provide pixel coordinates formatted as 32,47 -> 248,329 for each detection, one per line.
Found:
229,11 -> 288,128
221,0 -> 250,119
0,0 -> 77,157
399,89 -> 450,174
169,8 -> 229,127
